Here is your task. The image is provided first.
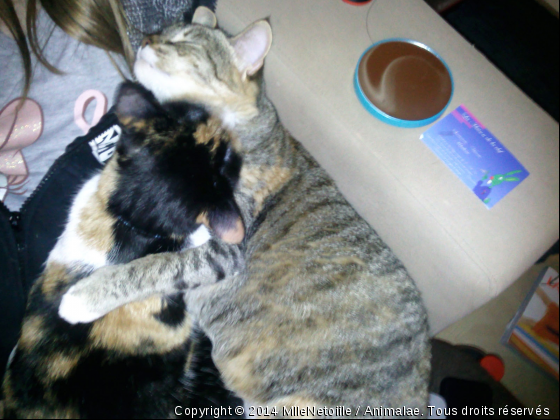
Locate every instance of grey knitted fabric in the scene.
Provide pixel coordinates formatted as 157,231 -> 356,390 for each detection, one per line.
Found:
122,0 -> 216,51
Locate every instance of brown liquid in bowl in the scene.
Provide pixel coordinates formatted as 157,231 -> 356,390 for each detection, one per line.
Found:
358,41 -> 452,121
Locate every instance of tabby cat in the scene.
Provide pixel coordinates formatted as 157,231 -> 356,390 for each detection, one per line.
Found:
59,8 -> 431,417
2,81 -> 245,418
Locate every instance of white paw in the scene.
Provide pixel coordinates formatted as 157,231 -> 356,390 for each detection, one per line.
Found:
187,225 -> 211,248
58,288 -> 104,324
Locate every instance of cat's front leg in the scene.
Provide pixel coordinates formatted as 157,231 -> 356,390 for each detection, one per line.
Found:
59,240 -> 244,324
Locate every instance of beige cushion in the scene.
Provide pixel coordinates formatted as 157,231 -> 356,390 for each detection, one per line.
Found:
216,0 -> 559,334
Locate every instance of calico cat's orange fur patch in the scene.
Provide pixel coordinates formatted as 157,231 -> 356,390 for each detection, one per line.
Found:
77,160 -> 117,253
117,116 -> 148,132
194,117 -> 240,153
89,297 -> 193,355
19,316 -> 45,350
40,263 -> 69,299
194,117 -> 224,147
43,353 -> 81,382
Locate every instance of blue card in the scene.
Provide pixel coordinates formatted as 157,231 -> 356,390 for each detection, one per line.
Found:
421,105 -> 529,209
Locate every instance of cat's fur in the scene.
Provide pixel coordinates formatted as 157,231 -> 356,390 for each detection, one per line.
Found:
2,81 -> 245,418
59,8 -> 431,417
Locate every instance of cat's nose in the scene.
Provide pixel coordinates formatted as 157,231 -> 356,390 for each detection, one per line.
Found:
141,37 -> 151,48
141,35 -> 159,48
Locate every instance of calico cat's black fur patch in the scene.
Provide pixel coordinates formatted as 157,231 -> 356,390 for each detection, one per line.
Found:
2,82 -> 243,418
109,82 -> 243,248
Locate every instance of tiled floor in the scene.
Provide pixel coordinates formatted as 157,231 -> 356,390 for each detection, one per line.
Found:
437,254 -> 559,419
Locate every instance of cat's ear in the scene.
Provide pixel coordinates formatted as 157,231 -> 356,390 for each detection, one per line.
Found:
192,6 -> 217,28
114,81 -> 160,124
230,20 -> 272,78
197,204 -> 245,244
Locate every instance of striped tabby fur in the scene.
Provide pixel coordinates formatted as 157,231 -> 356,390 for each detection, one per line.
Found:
60,8 -> 431,417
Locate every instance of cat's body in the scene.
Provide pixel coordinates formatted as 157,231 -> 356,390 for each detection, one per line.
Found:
2,82 -> 245,419
60,9 -> 431,417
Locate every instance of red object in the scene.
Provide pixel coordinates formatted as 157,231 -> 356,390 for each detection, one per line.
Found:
479,354 -> 505,382
342,0 -> 373,5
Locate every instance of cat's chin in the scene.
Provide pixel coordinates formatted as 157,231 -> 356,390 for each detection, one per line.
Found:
136,45 -> 159,68
135,59 -> 167,83
134,61 -> 176,103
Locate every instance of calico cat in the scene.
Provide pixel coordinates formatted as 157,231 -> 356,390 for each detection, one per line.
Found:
2,81 -> 245,418
59,7 -> 431,416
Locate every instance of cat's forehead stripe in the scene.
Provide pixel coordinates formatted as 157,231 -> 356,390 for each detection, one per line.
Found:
170,25 -> 209,43
171,29 -> 190,43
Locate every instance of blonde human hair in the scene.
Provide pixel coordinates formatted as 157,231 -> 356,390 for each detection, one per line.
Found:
0,0 -> 134,98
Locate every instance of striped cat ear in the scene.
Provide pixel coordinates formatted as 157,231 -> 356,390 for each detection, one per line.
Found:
230,20 -> 272,78
192,6 -> 217,28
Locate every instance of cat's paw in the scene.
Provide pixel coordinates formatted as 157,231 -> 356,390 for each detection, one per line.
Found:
58,287 -> 104,324
185,225 -> 212,249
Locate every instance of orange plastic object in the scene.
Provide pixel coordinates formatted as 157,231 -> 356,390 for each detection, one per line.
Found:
343,0 -> 373,5
479,354 -> 505,382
